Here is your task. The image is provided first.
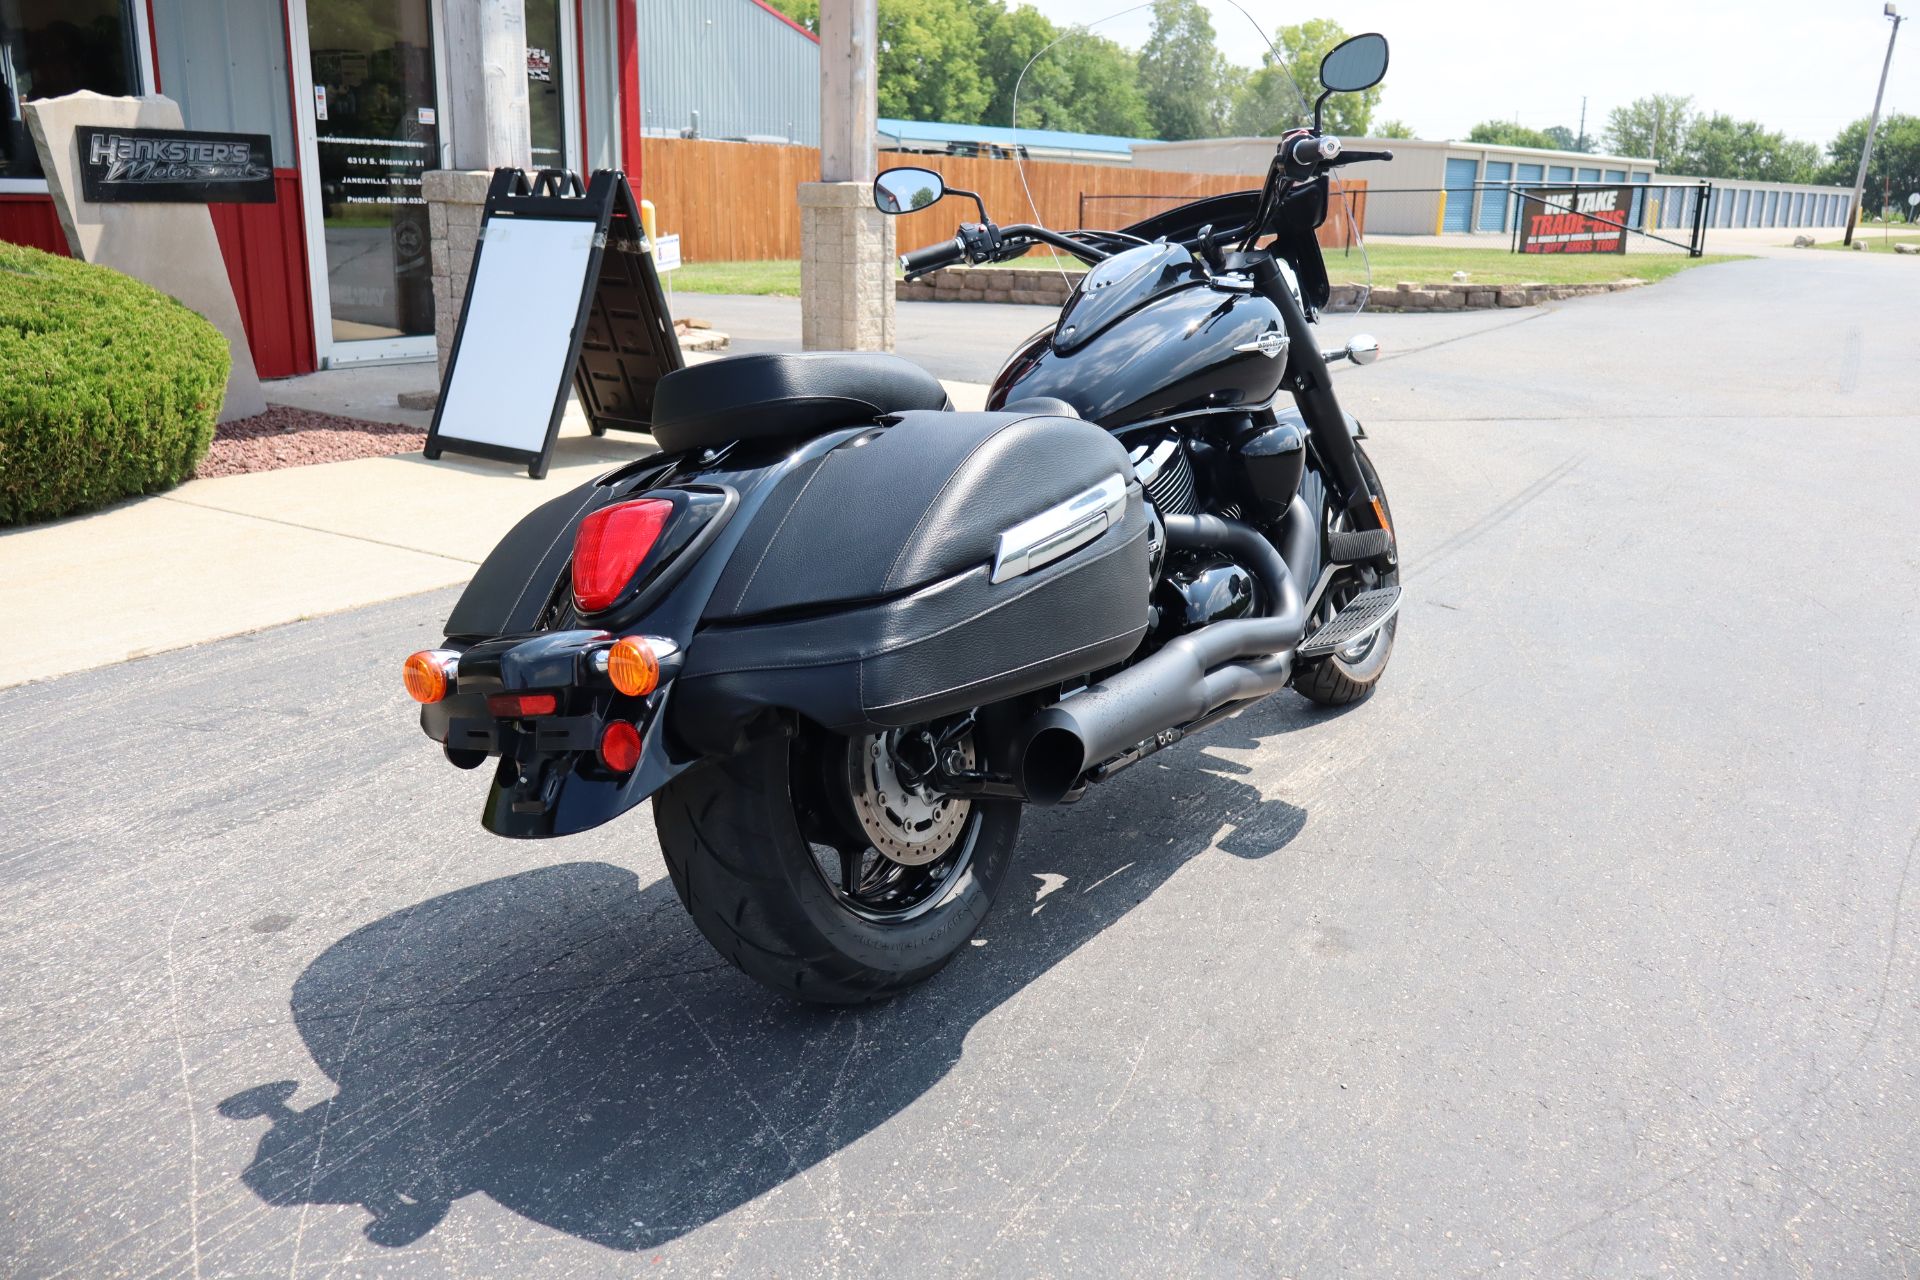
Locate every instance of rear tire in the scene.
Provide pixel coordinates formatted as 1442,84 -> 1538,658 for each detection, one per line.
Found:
1292,444 -> 1398,707
653,731 -> 1019,1004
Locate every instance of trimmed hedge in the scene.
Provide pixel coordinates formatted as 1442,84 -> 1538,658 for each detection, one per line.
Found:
0,243 -> 229,526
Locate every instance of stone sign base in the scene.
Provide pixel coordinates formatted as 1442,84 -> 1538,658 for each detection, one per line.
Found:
25,91 -> 267,423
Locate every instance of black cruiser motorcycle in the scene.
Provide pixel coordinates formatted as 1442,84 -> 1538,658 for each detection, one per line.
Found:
402,34 -> 1401,1002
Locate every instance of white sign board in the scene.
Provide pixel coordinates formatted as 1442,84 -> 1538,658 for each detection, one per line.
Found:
654,233 -> 681,272
433,217 -> 597,456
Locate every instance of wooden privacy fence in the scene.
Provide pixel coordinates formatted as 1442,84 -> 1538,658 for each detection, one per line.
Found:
639,135 -> 1366,262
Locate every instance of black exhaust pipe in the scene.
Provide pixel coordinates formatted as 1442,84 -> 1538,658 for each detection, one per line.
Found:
1017,512 -> 1308,805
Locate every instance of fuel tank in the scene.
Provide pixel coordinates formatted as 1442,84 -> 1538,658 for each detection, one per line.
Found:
986,242 -> 1289,428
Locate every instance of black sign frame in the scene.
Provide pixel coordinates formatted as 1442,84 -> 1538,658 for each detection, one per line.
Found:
75,126 -> 275,204
424,168 -> 684,479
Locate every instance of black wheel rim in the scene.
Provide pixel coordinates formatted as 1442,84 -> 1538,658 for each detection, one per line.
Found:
791,732 -> 981,924
805,815 -> 982,923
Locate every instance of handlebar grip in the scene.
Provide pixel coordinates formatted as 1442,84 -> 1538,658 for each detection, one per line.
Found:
1288,135 -> 1330,166
900,237 -> 965,275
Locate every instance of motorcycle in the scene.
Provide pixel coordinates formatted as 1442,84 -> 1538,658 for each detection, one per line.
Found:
401,33 -> 1400,1003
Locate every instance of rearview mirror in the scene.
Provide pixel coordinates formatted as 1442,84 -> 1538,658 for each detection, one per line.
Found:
873,168 -> 945,215
1319,33 -> 1389,93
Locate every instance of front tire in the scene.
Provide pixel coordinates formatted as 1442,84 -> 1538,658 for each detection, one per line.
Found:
1292,444 -> 1398,707
653,729 -> 1019,1004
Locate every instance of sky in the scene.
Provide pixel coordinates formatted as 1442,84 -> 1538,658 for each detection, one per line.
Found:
1019,0 -> 1917,150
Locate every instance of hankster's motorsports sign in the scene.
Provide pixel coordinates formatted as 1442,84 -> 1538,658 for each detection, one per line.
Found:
1516,186 -> 1632,254
75,125 -> 274,204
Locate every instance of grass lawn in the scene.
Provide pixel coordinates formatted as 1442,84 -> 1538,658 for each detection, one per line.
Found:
669,259 -> 803,295
1811,232 -> 1920,254
669,243 -> 1745,297
1322,243 -> 1745,285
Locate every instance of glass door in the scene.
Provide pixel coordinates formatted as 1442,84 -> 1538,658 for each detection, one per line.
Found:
525,0 -> 571,172
306,0 -> 438,350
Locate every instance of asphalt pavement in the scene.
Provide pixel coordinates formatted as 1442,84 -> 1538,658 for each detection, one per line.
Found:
4,252 -> 1917,1277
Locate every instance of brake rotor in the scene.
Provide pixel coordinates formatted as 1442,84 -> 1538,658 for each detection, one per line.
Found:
845,730 -> 974,867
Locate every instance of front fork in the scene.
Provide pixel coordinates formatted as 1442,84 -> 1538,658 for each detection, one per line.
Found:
1252,254 -> 1388,533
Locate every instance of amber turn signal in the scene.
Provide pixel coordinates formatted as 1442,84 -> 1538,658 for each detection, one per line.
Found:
403,650 -> 458,704
606,636 -> 661,697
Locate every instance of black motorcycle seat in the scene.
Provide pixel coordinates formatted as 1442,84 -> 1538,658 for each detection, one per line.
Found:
650,351 -> 950,454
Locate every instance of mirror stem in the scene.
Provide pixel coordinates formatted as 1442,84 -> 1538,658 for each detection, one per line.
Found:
947,185 -> 990,225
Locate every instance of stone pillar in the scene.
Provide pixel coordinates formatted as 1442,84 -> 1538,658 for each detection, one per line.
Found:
425,0 -> 530,380
423,170 -> 492,376
801,0 -> 893,351
442,0 -> 531,173
800,184 -> 895,351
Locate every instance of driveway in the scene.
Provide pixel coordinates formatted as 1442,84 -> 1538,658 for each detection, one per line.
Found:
3,252 -> 1916,1277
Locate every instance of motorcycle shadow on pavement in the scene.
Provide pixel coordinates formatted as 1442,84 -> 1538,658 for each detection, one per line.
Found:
219,698 -> 1328,1251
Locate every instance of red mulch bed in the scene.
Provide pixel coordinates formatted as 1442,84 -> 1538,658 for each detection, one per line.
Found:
195,405 -> 426,479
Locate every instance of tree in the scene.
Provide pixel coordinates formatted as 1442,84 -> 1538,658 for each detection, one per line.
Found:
1467,120 -> 1557,150
980,2 -> 1070,128
1249,18 -> 1381,137
874,0 -> 993,124
980,7 -> 1152,137
760,0 -> 817,31
1138,0 -> 1232,140
1051,34 -> 1154,137
1542,124 -> 1590,153
1602,93 -> 1693,167
1225,63 -> 1304,137
762,0 -> 1151,138
1674,113 -> 1819,183
1374,119 -> 1415,139
1820,114 -> 1920,216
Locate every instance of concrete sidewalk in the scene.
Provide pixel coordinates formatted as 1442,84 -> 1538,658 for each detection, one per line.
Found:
1,372 -> 989,688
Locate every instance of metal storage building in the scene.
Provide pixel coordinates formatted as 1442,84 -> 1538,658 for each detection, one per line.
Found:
639,0 -> 819,145
1131,135 -> 1852,237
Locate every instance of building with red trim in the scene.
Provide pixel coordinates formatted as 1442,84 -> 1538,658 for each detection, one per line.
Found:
0,0 -> 819,375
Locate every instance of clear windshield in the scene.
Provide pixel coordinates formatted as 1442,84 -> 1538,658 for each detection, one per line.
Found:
998,4 -> 1374,312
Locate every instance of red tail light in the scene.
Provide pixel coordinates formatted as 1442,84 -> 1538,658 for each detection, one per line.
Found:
598,720 -> 642,772
487,692 -> 558,719
572,499 -> 673,612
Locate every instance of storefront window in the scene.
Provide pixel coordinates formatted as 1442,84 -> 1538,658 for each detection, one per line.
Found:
525,0 -> 567,170
0,0 -> 139,179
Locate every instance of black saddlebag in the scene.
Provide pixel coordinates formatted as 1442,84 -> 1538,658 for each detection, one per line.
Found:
673,408 -> 1150,745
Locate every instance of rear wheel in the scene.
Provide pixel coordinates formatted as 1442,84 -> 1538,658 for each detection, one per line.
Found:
1292,444 -> 1398,707
653,720 -> 1019,1003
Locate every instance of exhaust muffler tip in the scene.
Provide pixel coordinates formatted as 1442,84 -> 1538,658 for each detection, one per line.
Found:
1016,712 -> 1088,808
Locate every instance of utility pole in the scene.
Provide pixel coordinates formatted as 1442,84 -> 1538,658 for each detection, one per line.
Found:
1577,96 -> 1587,151
1845,3 -> 1905,246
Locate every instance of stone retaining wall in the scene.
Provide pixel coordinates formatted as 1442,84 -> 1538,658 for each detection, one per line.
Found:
1345,279 -> 1647,311
898,268 -> 1648,312
898,267 -> 1085,306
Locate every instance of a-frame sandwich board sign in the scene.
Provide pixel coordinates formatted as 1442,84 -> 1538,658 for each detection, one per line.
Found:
424,167 -> 684,478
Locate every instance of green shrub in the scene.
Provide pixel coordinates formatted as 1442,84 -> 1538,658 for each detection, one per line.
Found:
0,242 -> 230,526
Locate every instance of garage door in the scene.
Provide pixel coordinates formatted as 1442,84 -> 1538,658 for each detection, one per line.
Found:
1443,157 -> 1476,232
1477,161 -> 1512,232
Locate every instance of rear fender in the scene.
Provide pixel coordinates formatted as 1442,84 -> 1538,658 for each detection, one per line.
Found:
426,429 -> 866,838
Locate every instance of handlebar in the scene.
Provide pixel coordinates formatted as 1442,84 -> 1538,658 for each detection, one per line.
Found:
899,236 -> 965,275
